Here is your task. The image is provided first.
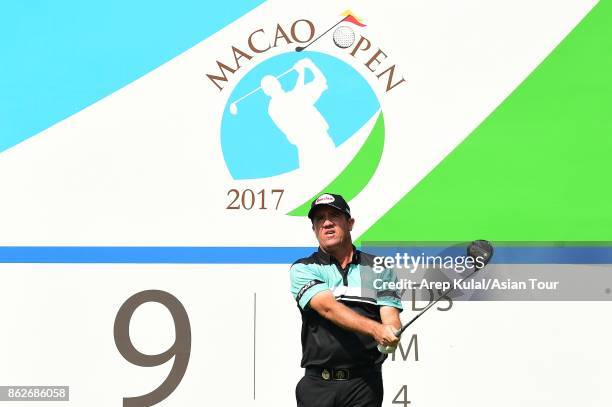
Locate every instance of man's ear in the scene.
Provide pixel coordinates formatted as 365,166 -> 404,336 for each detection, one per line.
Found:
348,217 -> 355,231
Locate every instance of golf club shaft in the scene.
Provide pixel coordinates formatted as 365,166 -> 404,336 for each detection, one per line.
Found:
378,259 -> 490,353
232,67 -> 294,105
397,265 -> 482,336
297,17 -> 345,52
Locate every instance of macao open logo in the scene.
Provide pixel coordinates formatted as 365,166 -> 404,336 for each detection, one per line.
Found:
206,12 -> 405,214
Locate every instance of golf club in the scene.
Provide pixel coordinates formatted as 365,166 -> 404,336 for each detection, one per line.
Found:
229,67 -> 294,115
378,240 -> 495,354
295,17 -> 346,52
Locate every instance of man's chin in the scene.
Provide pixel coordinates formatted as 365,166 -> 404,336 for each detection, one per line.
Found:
320,239 -> 342,252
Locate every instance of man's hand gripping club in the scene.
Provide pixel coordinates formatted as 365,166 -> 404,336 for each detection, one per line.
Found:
309,291 -> 400,348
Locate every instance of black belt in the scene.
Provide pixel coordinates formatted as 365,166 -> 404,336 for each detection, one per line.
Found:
305,365 -> 381,381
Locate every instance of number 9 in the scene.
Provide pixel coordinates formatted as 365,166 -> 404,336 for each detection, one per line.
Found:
114,290 -> 191,407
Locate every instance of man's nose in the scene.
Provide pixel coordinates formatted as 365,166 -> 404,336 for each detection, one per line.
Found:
322,217 -> 335,226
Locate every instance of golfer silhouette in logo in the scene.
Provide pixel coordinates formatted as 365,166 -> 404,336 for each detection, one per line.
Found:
260,58 -> 335,169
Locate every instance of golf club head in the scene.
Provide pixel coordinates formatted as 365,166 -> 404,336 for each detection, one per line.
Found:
467,240 -> 494,269
295,46 -> 305,52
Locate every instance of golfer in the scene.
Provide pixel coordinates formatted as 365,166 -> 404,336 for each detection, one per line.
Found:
261,58 -> 335,169
289,193 -> 402,407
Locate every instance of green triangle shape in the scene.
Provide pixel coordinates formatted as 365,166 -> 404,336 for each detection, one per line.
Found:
360,1 -> 612,242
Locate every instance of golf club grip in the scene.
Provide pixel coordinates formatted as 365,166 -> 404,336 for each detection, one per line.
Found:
377,344 -> 396,354
377,328 -> 401,354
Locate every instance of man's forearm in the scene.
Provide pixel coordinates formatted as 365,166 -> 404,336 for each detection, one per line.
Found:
309,292 -> 398,346
316,299 -> 379,337
296,69 -> 305,86
380,306 -> 401,331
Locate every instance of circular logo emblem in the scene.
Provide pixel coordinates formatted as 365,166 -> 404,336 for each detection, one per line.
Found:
220,51 -> 380,180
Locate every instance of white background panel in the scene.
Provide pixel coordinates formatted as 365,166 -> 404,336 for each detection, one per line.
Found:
0,0 -> 597,245
0,264 -> 609,406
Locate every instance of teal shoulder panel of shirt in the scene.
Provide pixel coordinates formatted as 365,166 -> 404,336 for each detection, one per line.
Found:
289,249 -> 403,311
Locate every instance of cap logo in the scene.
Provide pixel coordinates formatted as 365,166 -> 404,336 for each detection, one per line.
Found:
315,194 -> 335,205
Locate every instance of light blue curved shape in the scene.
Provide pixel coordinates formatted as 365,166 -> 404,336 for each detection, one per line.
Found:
0,0 -> 265,153
220,51 -> 380,179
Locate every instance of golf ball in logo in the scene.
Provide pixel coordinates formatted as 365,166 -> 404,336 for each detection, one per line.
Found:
332,26 -> 355,49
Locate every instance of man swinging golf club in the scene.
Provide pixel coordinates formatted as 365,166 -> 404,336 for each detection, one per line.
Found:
261,58 -> 336,169
289,193 -> 402,407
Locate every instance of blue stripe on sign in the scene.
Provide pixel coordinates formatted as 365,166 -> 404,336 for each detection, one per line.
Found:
0,247 -> 315,264
1,246 -> 612,264
0,0 -> 265,153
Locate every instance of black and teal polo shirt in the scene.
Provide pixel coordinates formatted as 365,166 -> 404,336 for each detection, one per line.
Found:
289,247 -> 403,369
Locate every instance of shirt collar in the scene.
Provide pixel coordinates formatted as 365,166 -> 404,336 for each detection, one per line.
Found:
316,245 -> 360,266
